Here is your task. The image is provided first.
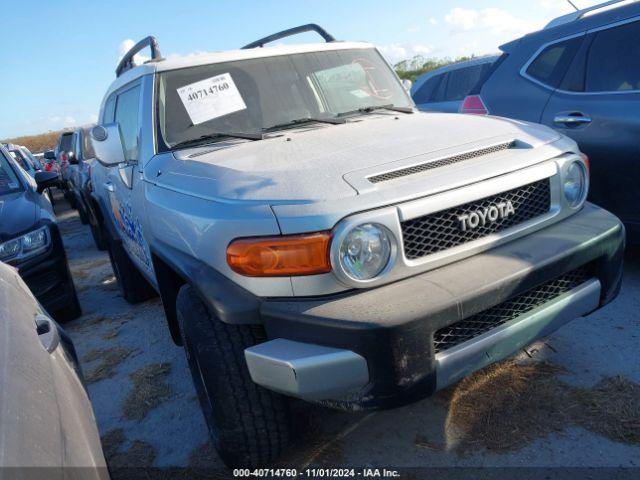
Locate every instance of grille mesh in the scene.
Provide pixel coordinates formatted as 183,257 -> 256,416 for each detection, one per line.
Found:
368,141 -> 515,184
402,178 -> 551,260
433,265 -> 593,354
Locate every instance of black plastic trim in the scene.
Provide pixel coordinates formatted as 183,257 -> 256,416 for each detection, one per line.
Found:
242,24 -> 336,49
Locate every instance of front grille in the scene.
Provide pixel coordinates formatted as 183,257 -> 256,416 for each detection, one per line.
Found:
402,178 -> 551,260
433,265 -> 593,354
368,141 -> 515,184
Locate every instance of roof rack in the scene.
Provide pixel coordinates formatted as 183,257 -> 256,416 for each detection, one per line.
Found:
242,24 -> 336,49
116,36 -> 164,77
545,0 -> 638,29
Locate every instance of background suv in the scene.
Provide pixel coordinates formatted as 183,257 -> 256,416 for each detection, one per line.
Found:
462,1 -> 640,240
66,126 -> 96,226
0,144 -> 81,321
411,55 -> 497,112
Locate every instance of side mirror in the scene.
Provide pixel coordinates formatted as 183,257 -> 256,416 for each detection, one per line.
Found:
67,151 -> 79,165
43,150 -> 55,160
401,79 -> 413,91
34,170 -> 59,194
91,124 -> 126,166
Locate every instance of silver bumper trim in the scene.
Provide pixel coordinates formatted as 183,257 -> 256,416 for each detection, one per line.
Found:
244,339 -> 369,400
435,278 -> 601,390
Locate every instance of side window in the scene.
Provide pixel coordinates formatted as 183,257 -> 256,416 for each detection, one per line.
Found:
82,128 -> 95,159
445,65 -> 483,101
114,85 -> 141,162
585,21 -> 640,92
102,95 -> 116,124
526,36 -> 583,88
413,75 -> 443,104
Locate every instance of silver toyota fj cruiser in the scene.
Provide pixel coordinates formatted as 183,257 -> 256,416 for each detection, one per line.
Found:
89,25 -> 625,467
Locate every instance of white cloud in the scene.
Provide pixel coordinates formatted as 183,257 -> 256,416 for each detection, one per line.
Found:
445,7 -> 543,37
445,7 -> 479,32
377,43 -> 434,65
49,115 -> 76,127
428,17 -> 438,25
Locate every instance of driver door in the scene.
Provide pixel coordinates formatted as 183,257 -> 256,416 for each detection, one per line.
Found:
106,81 -> 154,276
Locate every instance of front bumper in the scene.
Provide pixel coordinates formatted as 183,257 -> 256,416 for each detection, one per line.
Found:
246,203 -> 625,409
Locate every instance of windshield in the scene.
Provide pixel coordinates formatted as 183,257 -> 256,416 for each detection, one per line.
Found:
21,147 -> 42,169
9,150 -> 30,171
0,150 -> 23,195
58,133 -> 74,152
156,48 -> 412,150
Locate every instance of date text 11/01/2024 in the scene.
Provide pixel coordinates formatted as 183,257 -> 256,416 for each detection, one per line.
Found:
232,468 -> 401,478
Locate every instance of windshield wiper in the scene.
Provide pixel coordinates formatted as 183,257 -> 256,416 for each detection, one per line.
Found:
337,104 -> 414,117
172,132 -> 264,149
262,117 -> 346,133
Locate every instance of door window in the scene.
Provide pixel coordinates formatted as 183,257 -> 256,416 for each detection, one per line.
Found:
526,36 -> 583,88
585,21 -> 640,92
114,85 -> 141,162
81,128 -> 95,159
102,95 -> 116,124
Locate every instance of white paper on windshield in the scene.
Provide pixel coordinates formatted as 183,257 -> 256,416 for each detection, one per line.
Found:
177,73 -> 247,125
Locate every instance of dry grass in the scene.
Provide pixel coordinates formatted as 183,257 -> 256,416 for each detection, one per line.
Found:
1,131 -> 62,153
443,360 -> 640,453
101,428 -> 156,475
101,328 -> 120,340
122,363 -> 173,421
83,347 -> 135,384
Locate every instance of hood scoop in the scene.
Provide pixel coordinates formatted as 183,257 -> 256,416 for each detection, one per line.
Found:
367,140 -> 516,184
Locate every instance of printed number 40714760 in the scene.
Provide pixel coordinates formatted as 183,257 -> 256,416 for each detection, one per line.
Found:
187,82 -> 230,102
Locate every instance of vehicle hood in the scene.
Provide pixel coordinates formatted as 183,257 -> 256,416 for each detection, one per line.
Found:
152,113 -> 563,206
0,191 -> 46,241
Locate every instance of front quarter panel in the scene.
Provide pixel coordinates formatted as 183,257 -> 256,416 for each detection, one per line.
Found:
143,177 -> 293,297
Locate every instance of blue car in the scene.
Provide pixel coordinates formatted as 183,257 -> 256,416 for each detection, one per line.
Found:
461,0 -> 640,241
411,56 -> 498,112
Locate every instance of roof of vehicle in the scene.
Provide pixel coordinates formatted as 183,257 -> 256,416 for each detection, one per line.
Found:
108,41 -> 375,98
500,0 -> 640,52
411,55 -> 500,95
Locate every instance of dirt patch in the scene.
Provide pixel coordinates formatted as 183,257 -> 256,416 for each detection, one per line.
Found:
101,327 -> 119,340
573,375 -> 640,445
83,347 -> 135,384
444,360 -> 640,453
123,363 -> 173,421
72,258 -> 111,282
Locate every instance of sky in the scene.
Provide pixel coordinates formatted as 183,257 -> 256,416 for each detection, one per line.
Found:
0,0 -> 601,139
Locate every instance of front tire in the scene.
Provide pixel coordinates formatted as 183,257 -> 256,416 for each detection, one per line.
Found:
107,241 -> 156,304
176,285 -> 291,468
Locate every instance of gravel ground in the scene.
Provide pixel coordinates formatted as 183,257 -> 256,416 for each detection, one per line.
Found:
55,196 -> 639,477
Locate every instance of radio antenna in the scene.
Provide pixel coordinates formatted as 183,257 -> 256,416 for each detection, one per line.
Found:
566,0 -> 579,11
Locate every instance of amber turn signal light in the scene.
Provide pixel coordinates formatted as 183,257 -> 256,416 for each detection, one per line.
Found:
227,232 -> 332,277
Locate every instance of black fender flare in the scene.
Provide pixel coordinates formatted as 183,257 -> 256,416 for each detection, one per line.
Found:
150,241 -> 262,344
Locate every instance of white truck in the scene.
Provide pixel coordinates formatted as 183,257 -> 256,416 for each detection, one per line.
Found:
88,25 -> 625,467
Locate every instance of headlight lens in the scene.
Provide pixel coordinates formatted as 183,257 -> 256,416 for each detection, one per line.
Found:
0,226 -> 50,261
339,223 -> 392,280
564,161 -> 587,207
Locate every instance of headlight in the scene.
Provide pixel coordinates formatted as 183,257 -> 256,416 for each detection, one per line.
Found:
564,161 -> 587,207
339,223 -> 392,280
0,226 -> 50,262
